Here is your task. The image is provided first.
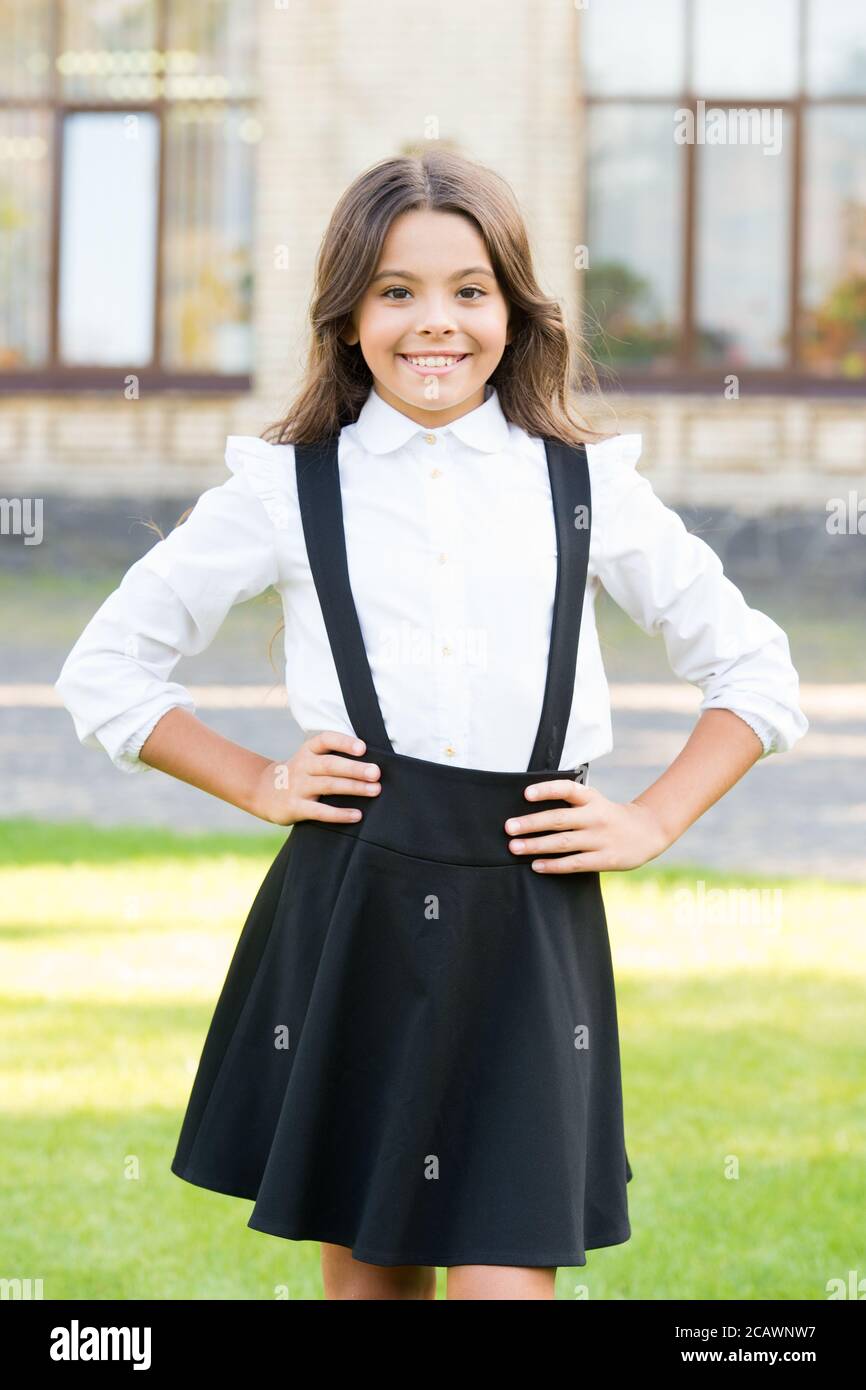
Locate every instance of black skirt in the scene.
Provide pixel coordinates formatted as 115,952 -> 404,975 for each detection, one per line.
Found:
170,746 -> 633,1268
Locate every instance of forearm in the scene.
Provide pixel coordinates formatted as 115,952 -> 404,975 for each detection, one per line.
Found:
138,706 -> 273,817
630,707 -> 764,848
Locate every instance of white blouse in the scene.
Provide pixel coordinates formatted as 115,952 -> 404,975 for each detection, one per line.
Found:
53,384 -> 809,777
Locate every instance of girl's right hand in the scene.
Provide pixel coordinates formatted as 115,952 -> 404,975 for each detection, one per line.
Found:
249,731 -> 381,826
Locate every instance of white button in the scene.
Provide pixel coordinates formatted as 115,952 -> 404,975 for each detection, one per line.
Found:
430,467 -> 442,478
437,552 -> 447,564
442,645 -> 451,656
444,744 -> 456,757
424,433 -> 437,445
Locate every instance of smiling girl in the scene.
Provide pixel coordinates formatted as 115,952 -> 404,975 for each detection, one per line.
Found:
55,149 -> 808,1301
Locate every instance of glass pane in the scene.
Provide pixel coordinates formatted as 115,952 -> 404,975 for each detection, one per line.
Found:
59,0 -> 157,103
694,0 -> 799,96
161,103 -> 257,371
58,111 -> 159,366
165,0 -> 258,100
0,109 -> 52,368
806,0 -> 866,95
0,0 -> 53,99
581,0 -> 684,95
800,107 -> 866,379
695,113 -> 793,367
584,104 -> 684,371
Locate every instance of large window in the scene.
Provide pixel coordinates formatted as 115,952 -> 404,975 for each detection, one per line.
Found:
0,0 -> 259,391
581,0 -> 866,393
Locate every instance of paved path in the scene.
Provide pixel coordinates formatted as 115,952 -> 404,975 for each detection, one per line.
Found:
3,683 -> 861,882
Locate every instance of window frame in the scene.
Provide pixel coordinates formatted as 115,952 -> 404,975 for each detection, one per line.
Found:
0,0 -> 254,395
582,0 -> 866,397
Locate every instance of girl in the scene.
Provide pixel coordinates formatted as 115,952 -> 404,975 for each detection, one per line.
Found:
55,149 -> 808,1302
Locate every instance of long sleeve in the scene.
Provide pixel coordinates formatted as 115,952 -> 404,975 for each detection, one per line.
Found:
589,436 -> 809,758
53,462 -> 282,774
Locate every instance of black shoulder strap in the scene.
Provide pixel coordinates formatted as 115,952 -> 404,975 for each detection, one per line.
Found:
528,438 -> 591,770
294,435 -> 392,751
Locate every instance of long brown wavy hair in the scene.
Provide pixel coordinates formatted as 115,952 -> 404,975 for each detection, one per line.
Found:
261,147 -> 613,448
150,146 -> 621,677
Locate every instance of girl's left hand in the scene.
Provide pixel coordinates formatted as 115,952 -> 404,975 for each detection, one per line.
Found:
504,779 -> 671,873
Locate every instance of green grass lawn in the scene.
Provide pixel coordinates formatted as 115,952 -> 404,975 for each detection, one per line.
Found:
1,818 -> 863,1301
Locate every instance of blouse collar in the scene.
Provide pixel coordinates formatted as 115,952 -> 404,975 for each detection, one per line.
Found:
351,381 -> 512,455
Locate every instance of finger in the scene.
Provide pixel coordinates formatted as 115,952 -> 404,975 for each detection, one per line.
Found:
531,850 -> 608,873
508,829 -> 597,856
306,775 -> 381,797
296,799 -> 365,824
308,752 -> 380,781
524,779 -> 592,805
308,730 -> 367,758
504,807 -> 593,835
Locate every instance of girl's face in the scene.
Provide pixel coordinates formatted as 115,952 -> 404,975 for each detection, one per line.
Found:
343,208 -> 512,427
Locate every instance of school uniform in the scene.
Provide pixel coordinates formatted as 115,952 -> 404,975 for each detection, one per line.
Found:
54,383 -> 808,1268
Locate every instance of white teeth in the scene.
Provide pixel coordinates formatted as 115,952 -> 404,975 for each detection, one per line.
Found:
403,355 -> 465,367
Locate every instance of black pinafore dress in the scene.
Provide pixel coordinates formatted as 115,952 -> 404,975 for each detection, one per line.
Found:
171,433 -> 633,1268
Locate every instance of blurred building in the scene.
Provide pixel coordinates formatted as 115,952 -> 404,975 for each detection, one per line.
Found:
0,0 -> 864,514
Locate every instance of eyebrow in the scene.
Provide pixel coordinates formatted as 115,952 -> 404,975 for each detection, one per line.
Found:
369,265 -> 496,283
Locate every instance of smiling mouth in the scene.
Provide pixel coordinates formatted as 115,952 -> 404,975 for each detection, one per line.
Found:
398,353 -> 470,374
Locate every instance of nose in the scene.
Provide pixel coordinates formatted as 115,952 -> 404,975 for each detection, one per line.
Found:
414,293 -> 459,338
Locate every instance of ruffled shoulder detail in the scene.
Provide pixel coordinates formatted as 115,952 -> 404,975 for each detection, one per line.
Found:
224,434 -> 297,531
584,432 -> 643,472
